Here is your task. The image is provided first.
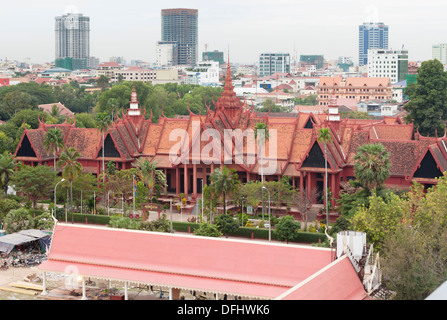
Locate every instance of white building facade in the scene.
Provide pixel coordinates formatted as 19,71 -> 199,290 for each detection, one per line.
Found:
185,61 -> 220,86
259,53 -> 290,77
432,44 -> 447,65
155,41 -> 178,67
367,49 -> 408,83
112,67 -> 156,83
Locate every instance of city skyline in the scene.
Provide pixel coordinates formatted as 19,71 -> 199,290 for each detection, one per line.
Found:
0,0 -> 446,65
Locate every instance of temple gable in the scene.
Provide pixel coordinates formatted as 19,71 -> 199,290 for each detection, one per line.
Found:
16,134 -> 37,158
302,142 -> 328,168
98,134 -> 121,158
414,150 -> 443,179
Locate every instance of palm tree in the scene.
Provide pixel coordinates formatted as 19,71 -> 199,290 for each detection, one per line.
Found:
58,147 -> 83,223
0,152 -> 16,195
43,127 -> 64,171
254,122 -> 269,220
133,158 -> 167,200
354,143 -> 391,192
106,98 -> 120,121
317,127 -> 333,226
50,104 -> 62,119
97,75 -> 110,90
95,113 -> 112,186
254,122 -> 270,183
210,166 -> 239,215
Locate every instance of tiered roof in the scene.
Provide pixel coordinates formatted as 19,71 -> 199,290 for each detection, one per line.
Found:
14,62 -> 447,186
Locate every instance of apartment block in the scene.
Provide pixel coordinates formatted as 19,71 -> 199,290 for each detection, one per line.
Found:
432,44 -> 447,64
55,13 -> 90,70
259,53 -> 290,77
317,76 -> 392,106
367,49 -> 409,83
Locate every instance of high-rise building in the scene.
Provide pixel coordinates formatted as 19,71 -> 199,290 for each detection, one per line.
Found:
432,44 -> 447,65
359,22 -> 389,66
300,55 -> 324,69
55,13 -> 90,70
367,49 -> 408,83
161,8 -> 198,66
155,41 -> 178,66
202,50 -> 224,65
259,53 -> 290,77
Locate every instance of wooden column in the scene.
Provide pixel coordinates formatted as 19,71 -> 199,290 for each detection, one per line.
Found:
306,172 -> 312,201
184,164 -> 188,198
176,167 -> 180,195
300,173 -> 304,199
193,164 -> 197,200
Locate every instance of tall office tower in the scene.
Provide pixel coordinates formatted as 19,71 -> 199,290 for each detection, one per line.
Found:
259,53 -> 290,77
359,22 -> 389,66
161,8 -> 198,66
55,13 -> 90,70
432,44 -> 447,64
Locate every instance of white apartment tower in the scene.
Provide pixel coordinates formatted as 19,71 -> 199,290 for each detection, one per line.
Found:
432,44 -> 447,65
55,13 -> 90,61
367,49 -> 409,83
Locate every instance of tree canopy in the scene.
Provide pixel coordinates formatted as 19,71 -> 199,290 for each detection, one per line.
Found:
353,143 -> 391,192
11,164 -> 57,208
404,59 -> 447,137
346,173 -> 447,299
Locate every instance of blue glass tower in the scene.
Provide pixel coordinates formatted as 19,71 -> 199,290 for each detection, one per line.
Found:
359,22 -> 389,66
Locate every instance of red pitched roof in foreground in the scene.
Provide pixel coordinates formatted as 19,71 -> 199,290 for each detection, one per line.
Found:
39,224 -> 368,299
275,256 -> 369,300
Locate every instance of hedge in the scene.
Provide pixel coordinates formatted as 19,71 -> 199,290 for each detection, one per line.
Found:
62,215 -> 327,244
71,213 -> 111,225
170,221 -> 327,244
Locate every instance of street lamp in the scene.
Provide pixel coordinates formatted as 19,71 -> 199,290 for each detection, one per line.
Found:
169,199 -> 173,233
241,196 -> 246,227
201,179 -> 204,223
53,178 -> 65,221
262,186 -> 271,242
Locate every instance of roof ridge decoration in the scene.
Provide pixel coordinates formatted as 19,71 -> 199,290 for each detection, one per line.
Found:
213,60 -> 244,122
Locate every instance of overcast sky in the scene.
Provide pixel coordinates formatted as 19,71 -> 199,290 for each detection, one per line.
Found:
1,0 -> 446,65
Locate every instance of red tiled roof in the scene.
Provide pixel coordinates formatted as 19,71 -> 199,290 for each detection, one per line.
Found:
345,77 -> 391,88
39,223 -> 356,299
38,102 -> 75,117
276,255 -> 369,300
98,62 -> 121,68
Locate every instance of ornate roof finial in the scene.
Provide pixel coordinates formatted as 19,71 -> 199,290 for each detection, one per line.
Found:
131,82 -> 138,104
